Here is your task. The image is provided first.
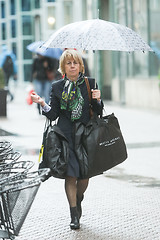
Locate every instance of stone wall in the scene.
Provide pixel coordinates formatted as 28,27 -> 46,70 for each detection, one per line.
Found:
112,77 -> 160,110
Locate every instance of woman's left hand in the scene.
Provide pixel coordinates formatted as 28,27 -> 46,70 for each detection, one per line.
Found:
91,89 -> 101,102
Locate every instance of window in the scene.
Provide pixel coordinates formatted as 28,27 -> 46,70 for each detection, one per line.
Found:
12,42 -> 17,56
1,1 -> 5,18
24,64 -> 32,82
11,20 -> 16,38
82,0 -> 87,20
35,0 -> 40,8
10,0 -> 16,15
111,0 -> 150,78
23,40 -> 32,59
149,0 -> 160,75
132,0 -> 148,77
2,23 -> 6,40
22,16 -> 32,35
151,0 -> 160,9
64,1 -> 73,24
21,0 -> 31,11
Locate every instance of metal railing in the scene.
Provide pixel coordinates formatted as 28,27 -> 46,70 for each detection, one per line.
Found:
0,141 -> 50,240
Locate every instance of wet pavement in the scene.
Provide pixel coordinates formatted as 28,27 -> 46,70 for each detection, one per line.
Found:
15,174 -> 160,240
0,84 -> 160,239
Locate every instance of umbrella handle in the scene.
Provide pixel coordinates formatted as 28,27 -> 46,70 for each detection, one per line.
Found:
94,50 -> 98,89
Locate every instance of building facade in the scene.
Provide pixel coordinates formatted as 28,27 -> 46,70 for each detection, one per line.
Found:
0,0 -> 82,82
0,0 -> 98,83
99,0 -> 160,110
1,0 -> 160,109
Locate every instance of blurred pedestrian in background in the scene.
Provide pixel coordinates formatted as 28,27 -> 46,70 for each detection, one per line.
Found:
31,54 -> 60,114
0,45 -> 17,101
31,49 -> 103,230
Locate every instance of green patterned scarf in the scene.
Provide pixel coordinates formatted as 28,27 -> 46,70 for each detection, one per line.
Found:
61,73 -> 84,121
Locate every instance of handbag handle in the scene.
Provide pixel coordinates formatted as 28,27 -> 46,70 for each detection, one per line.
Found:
84,77 -> 93,117
84,77 -> 104,118
84,77 -> 92,102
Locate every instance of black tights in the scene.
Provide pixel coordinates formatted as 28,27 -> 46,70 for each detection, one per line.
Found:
65,176 -> 89,207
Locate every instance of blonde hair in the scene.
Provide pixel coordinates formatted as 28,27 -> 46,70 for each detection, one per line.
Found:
59,49 -> 85,75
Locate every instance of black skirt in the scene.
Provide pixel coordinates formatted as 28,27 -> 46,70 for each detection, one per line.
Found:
58,119 -> 81,178
67,131 -> 80,178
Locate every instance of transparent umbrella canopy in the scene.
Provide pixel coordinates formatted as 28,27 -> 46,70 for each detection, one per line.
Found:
43,19 -> 153,52
42,18 -> 153,88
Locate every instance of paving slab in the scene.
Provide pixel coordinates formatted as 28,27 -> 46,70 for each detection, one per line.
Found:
14,175 -> 160,240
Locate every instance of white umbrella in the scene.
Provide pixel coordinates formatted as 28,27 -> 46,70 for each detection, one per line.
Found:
43,19 -> 153,52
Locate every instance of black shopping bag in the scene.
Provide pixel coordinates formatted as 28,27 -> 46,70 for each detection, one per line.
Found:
75,113 -> 128,178
39,122 -> 69,179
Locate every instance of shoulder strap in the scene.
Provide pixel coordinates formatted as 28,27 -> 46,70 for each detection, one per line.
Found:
84,77 -> 92,102
84,77 -> 93,117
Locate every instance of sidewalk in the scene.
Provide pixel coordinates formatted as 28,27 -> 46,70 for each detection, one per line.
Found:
0,84 -> 160,239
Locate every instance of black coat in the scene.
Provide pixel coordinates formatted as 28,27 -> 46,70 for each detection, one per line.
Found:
32,57 -> 59,82
42,77 -> 103,178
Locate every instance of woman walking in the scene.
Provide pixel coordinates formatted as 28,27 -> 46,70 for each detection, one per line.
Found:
31,49 -> 103,230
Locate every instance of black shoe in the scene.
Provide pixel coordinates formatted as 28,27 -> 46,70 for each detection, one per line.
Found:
70,207 -> 80,230
77,194 -> 84,219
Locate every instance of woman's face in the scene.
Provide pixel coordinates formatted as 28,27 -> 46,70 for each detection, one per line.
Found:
64,57 -> 80,80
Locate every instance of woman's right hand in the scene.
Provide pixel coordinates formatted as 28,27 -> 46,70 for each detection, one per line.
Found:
31,92 -> 45,107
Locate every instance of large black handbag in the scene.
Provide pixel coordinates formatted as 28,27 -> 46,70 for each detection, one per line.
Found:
39,120 -> 69,179
75,113 -> 128,178
74,78 -> 128,179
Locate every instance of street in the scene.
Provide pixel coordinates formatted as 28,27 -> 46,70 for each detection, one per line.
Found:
0,84 -> 160,240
